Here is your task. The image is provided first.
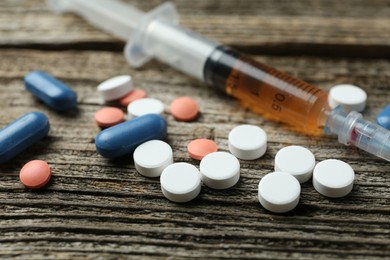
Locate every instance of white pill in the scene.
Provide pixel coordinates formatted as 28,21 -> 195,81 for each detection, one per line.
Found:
228,124 -> 267,160
133,140 -> 173,178
97,75 -> 133,102
200,152 -> 240,189
160,162 -> 201,203
127,98 -> 165,118
313,159 -> 355,198
258,171 -> 301,213
328,84 -> 367,112
274,145 -> 315,183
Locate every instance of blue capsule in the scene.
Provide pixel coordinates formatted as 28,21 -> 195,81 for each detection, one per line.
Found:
376,103 -> 390,130
24,70 -> 77,111
96,114 -> 167,159
0,112 -> 50,163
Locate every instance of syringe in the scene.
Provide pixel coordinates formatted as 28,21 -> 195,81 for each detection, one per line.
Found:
47,0 -> 390,162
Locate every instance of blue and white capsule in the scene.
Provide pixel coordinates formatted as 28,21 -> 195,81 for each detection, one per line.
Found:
95,114 -> 167,159
24,70 -> 77,111
0,112 -> 50,163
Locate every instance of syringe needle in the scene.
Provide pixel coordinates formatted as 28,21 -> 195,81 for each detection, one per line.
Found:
326,107 -> 390,162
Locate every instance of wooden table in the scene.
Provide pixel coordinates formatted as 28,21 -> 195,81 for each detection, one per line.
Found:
1,0 -> 389,258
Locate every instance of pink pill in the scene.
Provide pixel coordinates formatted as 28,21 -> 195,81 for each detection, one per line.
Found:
95,107 -> 124,128
187,139 -> 218,160
19,160 -> 51,189
170,97 -> 199,122
119,89 -> 147,106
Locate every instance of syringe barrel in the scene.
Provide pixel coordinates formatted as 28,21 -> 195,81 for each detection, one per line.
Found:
326,108 -> 390,162
140,20 -> 217,80
203,46 -> 331,135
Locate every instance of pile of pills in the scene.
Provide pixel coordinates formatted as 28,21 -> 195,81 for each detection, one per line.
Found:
93,75 -> 244,202
92,76 -> 359,209
0,71 -> 369,214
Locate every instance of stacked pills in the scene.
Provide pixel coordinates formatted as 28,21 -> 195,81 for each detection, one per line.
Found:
97,75 -> 134,102
95,75 -> 136,128
95,76 -> 201,128
94,75 -> 167,156
93,75 -> 206,203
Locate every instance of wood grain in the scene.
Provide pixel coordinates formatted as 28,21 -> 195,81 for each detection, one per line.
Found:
0,0 -> 389,259
1,0 -> 390,57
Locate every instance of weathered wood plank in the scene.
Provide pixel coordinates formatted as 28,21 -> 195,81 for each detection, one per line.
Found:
1,0 -> 389,57
1,0 -> 390,258
0,49 -> 389,258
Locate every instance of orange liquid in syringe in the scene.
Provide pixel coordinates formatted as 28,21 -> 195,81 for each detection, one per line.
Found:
204,46 -> 331,135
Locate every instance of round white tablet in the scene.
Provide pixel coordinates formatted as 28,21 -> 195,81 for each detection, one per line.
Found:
160,162 -> 201,203
97,75 -> 133,102
328,84 -> 367,112
127,98 -> 165,118
133,140 -> 173,178
274,145 -> 315,183
228,124 -> 267,160
258,171 -> 301,213
200,152 -> 240,189
313,159 -> 355,198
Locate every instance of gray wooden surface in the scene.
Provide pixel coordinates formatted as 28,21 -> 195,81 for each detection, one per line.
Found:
0,0 -> 389,259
